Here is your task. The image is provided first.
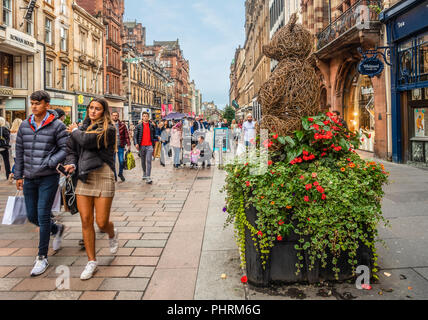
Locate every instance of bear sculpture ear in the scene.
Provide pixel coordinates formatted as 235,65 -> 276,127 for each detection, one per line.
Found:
287,13 -> 298,32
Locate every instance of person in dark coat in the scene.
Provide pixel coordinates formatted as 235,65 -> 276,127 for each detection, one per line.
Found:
332,111 -> 348,130
133,112 -> 156,184
111,111 -> 130,182
14,90 -> 68,277
0,117 -> 11,180
64,97 -> 118,280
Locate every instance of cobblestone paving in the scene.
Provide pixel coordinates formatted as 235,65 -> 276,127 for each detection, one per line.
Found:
0,154 -> 213,300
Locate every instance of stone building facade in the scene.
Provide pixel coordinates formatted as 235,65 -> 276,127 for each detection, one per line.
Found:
77,0 -> 126,118
302,0 -> 389,159
143,40 -> 190,114
123,20 -> 145,52
0,0 -> 43,122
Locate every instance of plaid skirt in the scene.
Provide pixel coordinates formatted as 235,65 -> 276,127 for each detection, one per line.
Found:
75,163 -> 115,198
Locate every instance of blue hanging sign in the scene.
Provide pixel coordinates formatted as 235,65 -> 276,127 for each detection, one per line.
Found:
358,57 -> 384,77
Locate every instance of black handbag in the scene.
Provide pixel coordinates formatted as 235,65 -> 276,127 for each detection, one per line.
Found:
64,173 -> 79,215
168,149 -> 172,157
0,127 -> 9,150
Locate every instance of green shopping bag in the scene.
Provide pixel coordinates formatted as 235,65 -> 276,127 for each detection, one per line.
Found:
125,150 -> 136,170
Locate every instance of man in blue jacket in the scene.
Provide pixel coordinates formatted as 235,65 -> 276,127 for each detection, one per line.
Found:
15,90 -> 69,276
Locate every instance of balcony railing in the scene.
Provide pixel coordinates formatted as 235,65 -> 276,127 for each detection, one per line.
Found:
316,0 -> 382,51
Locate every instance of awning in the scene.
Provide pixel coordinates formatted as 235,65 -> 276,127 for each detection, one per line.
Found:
50,98 -> 73,107
6,98 -> 26,110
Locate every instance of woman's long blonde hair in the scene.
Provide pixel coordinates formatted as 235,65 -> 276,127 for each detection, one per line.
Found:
84,98 -> 116,150
10,118 -> 23,133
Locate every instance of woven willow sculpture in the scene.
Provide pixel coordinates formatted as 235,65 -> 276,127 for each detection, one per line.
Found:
259,13 -> 321,138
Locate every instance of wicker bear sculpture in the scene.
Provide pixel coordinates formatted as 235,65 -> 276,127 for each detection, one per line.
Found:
259,13 -> 321,138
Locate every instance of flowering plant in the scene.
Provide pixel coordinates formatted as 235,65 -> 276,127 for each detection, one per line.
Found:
223,112 -> 389,279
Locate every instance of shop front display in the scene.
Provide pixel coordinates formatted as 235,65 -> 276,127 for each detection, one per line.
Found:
343,69 -> 375,152
408,88 -> 428,163
5,97 -> 26,123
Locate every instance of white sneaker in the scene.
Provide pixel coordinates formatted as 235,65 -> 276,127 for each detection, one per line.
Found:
80,261 -> 98,280
52,223 -> 65,251
31,256 -> 49,276
109,228 -> 119,254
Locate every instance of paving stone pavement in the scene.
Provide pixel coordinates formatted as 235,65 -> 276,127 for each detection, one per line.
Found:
0,152 -> 213,300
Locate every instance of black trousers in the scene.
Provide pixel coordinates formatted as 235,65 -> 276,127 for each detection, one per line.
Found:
0,149 -> 11,179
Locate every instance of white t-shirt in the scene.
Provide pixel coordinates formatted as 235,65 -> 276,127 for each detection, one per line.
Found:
243,121 -> 256,142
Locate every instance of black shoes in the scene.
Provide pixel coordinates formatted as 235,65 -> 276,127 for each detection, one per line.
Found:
118,174 -> 125,182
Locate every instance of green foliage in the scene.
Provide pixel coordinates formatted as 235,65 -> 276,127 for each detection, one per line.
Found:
223,112 -> 390,279
223,105 -> 236,124
63,115 -> 72,126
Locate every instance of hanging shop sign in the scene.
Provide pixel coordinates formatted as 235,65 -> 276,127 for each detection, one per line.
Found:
358,57 -> 384,77
357,47 -> 391,78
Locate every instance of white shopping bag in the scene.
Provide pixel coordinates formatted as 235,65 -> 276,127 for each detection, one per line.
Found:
2,192 -> 28,225
51,186 -> 62,213
236,143 -> 246,156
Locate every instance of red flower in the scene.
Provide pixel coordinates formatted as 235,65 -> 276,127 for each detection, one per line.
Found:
311,124 -> 320,131
241,276 -> 248,284
307,217 -> 311,221
300,175 -> 305,180
321,194 -> 327,200
245,181 -> 251,187
304,196 -> 310,202
244,162 -> 248,166
368,134 -> 371,138
277,235 -> 283,241
316,186 -> 325,194
305,184 -> 313,190
312,172 -> 317,178
323,148 -> 327,152
268,160 -> 273,166
278,220 -> 285,225
303,150 -> 309,156
313,181 -> 319,186
347,158 -> 351,162
326,112 -> 333,117
321,152 -> 327,157
323,120 -> 330,125
257,231 -> 263,237
272,133 -> 279,139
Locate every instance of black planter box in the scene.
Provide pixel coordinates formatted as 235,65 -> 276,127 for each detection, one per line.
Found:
245,205 -> 373,287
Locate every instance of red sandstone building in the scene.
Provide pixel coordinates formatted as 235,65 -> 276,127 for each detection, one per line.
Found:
77,0 -> 126,117
123,20 -> 146,53
301,0 -> 389,160
143,40 -> 190,114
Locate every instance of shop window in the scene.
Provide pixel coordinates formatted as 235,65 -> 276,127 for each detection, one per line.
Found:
13,56 -> 22,89
414,108 -> 427,138
3,0 -> 12,26
0,53 -> 13,87
418,33 -> 428,82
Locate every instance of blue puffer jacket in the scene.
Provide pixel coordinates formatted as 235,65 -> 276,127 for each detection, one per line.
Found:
14,110 -> 68,180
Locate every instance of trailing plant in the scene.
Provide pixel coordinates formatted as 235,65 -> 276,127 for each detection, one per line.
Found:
223,112 -> 390,279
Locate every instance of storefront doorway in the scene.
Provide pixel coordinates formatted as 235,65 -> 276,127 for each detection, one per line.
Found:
343,69 -> 375,152
408,88 -> 428,164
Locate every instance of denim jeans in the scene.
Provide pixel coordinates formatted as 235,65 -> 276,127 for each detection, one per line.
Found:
173,147 -> 181,166
116,146 -> 125,176
139,145 -> 153,177
23,174 -> 59,257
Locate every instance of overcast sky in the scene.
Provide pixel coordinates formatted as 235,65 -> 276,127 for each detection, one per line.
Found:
124,0 -> 246,110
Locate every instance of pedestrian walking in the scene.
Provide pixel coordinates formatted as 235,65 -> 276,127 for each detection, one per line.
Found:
111,111 -> 131,182
170,122 -> 183,169
332,110 -> 348,130
14,90 -> 68,276
0,117 -> 11,180
153,121 -> 164,160
243,113 -> 256,148
8,118 -> 23,181
197,135 -> 211,168
53,108 -> 66,122
63,97 -> 118,280
159,122 -> 170,167
133,112 -> 156,184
